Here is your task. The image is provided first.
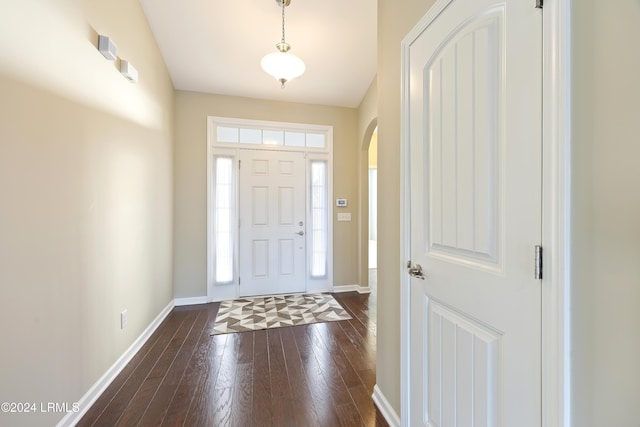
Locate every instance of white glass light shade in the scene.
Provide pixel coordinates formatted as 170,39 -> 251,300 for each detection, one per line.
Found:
261,50 -> 306,85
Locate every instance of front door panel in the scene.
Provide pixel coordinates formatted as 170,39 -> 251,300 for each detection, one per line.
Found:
239,150 -> 306,297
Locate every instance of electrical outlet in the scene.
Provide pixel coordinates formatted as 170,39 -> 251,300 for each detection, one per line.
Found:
120,310 -> 128,330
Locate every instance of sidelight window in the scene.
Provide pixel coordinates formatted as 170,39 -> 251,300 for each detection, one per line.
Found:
310,161 -> 328,278
213,156 -> 235,284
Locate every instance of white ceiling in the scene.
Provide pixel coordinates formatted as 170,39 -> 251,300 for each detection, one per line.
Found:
139,0 -> 377,108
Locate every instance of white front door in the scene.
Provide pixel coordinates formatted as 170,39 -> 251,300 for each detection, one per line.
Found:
238,149 -> 307,297
405,0 -> 542,425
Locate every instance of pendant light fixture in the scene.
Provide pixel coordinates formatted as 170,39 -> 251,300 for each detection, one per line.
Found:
261,0 -> 305,88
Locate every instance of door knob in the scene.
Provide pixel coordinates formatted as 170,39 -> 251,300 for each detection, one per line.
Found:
295,230 -> 305,236
408,263 -> 425,280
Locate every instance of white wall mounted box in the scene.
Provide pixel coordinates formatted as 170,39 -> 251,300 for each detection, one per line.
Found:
120,60 -> 138,83
336,198 -> 347,207
98,35 -> 117,60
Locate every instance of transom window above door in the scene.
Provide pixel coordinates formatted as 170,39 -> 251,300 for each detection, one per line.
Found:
208,116 -> 330,151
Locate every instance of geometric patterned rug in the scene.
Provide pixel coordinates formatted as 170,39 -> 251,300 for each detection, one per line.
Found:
210,293 -> 352,335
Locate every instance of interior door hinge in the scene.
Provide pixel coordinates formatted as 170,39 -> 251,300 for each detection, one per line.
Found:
535,245 -> 543,280
535,0 -> 543,9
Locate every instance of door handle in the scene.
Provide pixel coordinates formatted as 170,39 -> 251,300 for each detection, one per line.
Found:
408,263 -> 425,280
295,230 -> 305,236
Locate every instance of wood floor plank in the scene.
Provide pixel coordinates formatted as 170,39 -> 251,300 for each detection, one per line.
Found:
237,327 -> 254,364
77,310 -> 190,427
292,325 -> 343,426
337,293 -> 373,324
280,327 -> 322,427
227,330 -> 254,426
114,310 -> 199,427
329,322 -> 375,370
326,321 -> 376,390
214,332 -> 240,390
251,329 -> 273,426
268,329 -> 305,426
160,305 -> 220,426
78,292 -> 388,427
335,293 -> 379,342
349,382 -> 379,426
316,322 -> 364,389
308,323 -> 363,427
231,361 -> 254,426
137,309 -> 208,426
211,386 -> 233,425
182,333 -> 227,426
267,329 -> 291,399
338,316 -> 376,368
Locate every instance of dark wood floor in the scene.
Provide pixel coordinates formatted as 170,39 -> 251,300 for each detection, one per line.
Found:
78,291 -> 387,427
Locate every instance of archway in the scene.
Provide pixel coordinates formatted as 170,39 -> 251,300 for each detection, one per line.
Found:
359,119 -> 378,297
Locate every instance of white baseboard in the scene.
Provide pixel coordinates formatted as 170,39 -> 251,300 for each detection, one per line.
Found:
174,296 -> 208,306
332,284 -> 371,294
372,384 -> 401,427
57,301 -> 174,427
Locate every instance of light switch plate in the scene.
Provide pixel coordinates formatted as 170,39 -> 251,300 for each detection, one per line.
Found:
337,213 -> 352,221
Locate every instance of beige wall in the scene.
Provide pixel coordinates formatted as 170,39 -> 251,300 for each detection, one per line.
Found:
571,0 -> 640,425
173,90 -> 360,298
377,0 -> 436,413
0,1 -> 174,426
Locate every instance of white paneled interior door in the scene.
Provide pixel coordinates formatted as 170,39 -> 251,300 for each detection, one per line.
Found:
238,149 -> 307,297
405,0 -> 542,425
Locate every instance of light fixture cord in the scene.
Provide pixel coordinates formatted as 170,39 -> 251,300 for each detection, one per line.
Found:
281,0 -> 286,44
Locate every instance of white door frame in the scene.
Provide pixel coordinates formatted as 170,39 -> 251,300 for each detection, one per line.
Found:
206,117 -> 334,302
399,0 -> 572,425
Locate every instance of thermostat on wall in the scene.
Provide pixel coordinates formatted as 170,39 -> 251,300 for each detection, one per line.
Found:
336,199 -> 347,207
